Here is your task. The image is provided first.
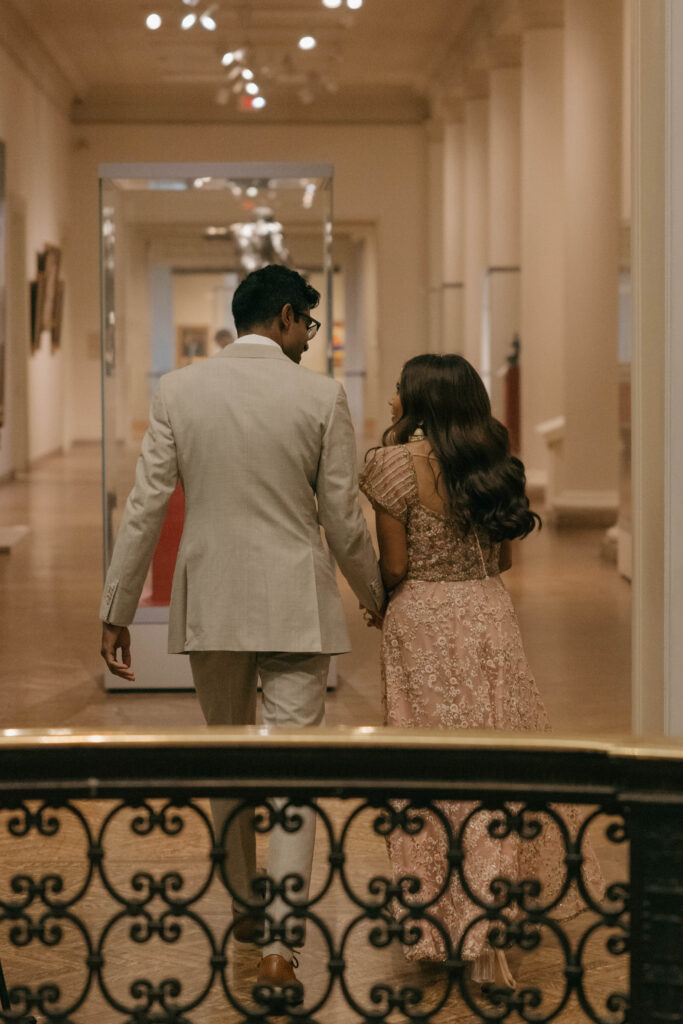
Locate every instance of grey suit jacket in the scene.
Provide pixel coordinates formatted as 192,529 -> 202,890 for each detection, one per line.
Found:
100,341 -> 385,654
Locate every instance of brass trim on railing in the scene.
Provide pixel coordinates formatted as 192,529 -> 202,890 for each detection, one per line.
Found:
0,726 -> 681,759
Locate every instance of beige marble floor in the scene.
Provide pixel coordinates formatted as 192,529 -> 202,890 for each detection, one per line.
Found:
0,444 -> 632,1022
0,443 -> 631,735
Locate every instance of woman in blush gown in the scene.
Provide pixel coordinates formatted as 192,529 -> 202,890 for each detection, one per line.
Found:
359,354 -> 601,990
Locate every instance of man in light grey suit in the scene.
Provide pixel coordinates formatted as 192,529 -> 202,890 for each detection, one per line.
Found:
100,265 -> 384,1000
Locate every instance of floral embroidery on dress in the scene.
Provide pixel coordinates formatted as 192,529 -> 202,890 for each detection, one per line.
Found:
359,444 -> 604,963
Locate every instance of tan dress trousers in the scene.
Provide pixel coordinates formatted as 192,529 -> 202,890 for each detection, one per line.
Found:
190,650 -> 329,958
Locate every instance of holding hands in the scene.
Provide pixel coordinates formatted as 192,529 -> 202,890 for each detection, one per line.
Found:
360,604 -> 384,630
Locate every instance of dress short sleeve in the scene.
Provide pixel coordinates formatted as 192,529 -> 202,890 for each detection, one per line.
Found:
359,446 -> 415,525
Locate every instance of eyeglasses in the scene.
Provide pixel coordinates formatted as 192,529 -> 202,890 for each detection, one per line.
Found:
294,311 -> 321,340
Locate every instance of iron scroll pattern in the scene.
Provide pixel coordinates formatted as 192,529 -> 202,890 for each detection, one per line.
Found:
0,795 -> 628,1024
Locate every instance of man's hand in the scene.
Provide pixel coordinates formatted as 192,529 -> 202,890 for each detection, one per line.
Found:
100,623 -> 135,681
360,604 -> 384,630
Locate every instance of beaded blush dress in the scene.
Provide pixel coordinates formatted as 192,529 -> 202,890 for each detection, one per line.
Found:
359,443 -> 602,975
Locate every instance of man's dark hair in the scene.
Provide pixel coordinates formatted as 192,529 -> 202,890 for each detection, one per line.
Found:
232,265 -> 320,333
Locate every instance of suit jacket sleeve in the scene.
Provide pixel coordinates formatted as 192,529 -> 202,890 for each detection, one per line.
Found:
99,383 -> 179,625
316,386 -> 386,615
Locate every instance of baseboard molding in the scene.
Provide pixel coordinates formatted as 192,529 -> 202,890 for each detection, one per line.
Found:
0,525 -> 30,553
525,469 -> 547,504
29,446 -> 64,467
550,489 -> 619,528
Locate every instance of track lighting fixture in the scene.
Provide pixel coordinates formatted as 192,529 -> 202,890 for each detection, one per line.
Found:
199,6 -> 217,30
177,0 -> 217,31
215,47 -> 267,112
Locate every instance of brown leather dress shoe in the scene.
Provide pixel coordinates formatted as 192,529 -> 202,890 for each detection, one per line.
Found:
255,954 -> 304,1008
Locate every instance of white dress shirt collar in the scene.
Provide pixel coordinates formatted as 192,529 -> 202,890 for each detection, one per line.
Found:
233,333 -> 280,349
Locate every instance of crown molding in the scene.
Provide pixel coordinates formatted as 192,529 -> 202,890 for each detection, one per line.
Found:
0,0 -> 81,116
70,84 -> 429,126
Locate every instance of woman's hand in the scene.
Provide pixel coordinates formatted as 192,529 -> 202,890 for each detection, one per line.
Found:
360,605 -> 384,629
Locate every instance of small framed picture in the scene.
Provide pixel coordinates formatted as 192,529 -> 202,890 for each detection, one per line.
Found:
30,270 -> 46,351
41,244 -> 61,332
176,326 -> 209,367
51,280 -> 65,350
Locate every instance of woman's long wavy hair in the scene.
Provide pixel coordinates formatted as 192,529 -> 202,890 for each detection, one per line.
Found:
382,353 -> 541,541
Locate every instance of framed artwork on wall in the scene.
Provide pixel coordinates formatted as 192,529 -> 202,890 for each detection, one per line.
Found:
41,244 -> 61,333
30,244 -> 64,352
30,270 -> 45,351
176,325 -> 209,367
51,280 -> 65,350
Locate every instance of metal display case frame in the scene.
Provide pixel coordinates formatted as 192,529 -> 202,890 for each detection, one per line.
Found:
100,162 -> 334,690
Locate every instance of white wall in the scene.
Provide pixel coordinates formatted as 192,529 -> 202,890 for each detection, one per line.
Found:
67,122 -> 428,443
520,28 -> 565,490
0,41 -> 72,471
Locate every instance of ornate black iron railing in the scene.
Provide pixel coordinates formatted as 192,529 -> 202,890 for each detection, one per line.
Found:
0,728 -> 679,1023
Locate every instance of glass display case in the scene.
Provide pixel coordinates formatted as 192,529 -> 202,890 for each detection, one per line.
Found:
100,162 -> 334,689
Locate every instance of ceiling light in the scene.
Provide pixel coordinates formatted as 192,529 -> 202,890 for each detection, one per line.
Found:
299,36 -> 317,50
182,0 -> 200,6
246,186 -> 259,197
242,68 -> 254,80
145,13 -> 162,29
181,12 -> 196,28
200,10 -> 217,30
322,0 -> 342,7
245,82 -> 259,96
251,96 -> 267,109
347,0 -> 363,7
221,51 -> 235,66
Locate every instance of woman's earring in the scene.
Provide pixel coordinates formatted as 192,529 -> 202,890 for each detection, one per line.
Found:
408,423 -> 426,442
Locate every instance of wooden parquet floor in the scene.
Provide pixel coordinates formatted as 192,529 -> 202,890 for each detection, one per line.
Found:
0,445 -> 632,1021
0,797 -> 628,1024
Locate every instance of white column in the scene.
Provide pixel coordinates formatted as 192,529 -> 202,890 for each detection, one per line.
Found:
442,114 -> 465,355
520,16 -> 565,495
552,0 -> 622,524
463,74 -> 489,369
632,0 -> 683,736
487,55 -> 521,417
426,119 -> 444,353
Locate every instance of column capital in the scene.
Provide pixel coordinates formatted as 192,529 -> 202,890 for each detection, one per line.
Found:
463,68 -> 490,101
424,118 -> 446,144
521,0 -> 564,31
489,34 -> 523,69
429,92 -> 466,124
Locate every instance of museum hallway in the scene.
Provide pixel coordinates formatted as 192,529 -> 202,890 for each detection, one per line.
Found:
0,442 -> 631,734
0,443 -> 632,1022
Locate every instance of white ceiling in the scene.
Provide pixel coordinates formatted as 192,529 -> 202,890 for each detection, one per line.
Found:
5,0 -> 500,123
